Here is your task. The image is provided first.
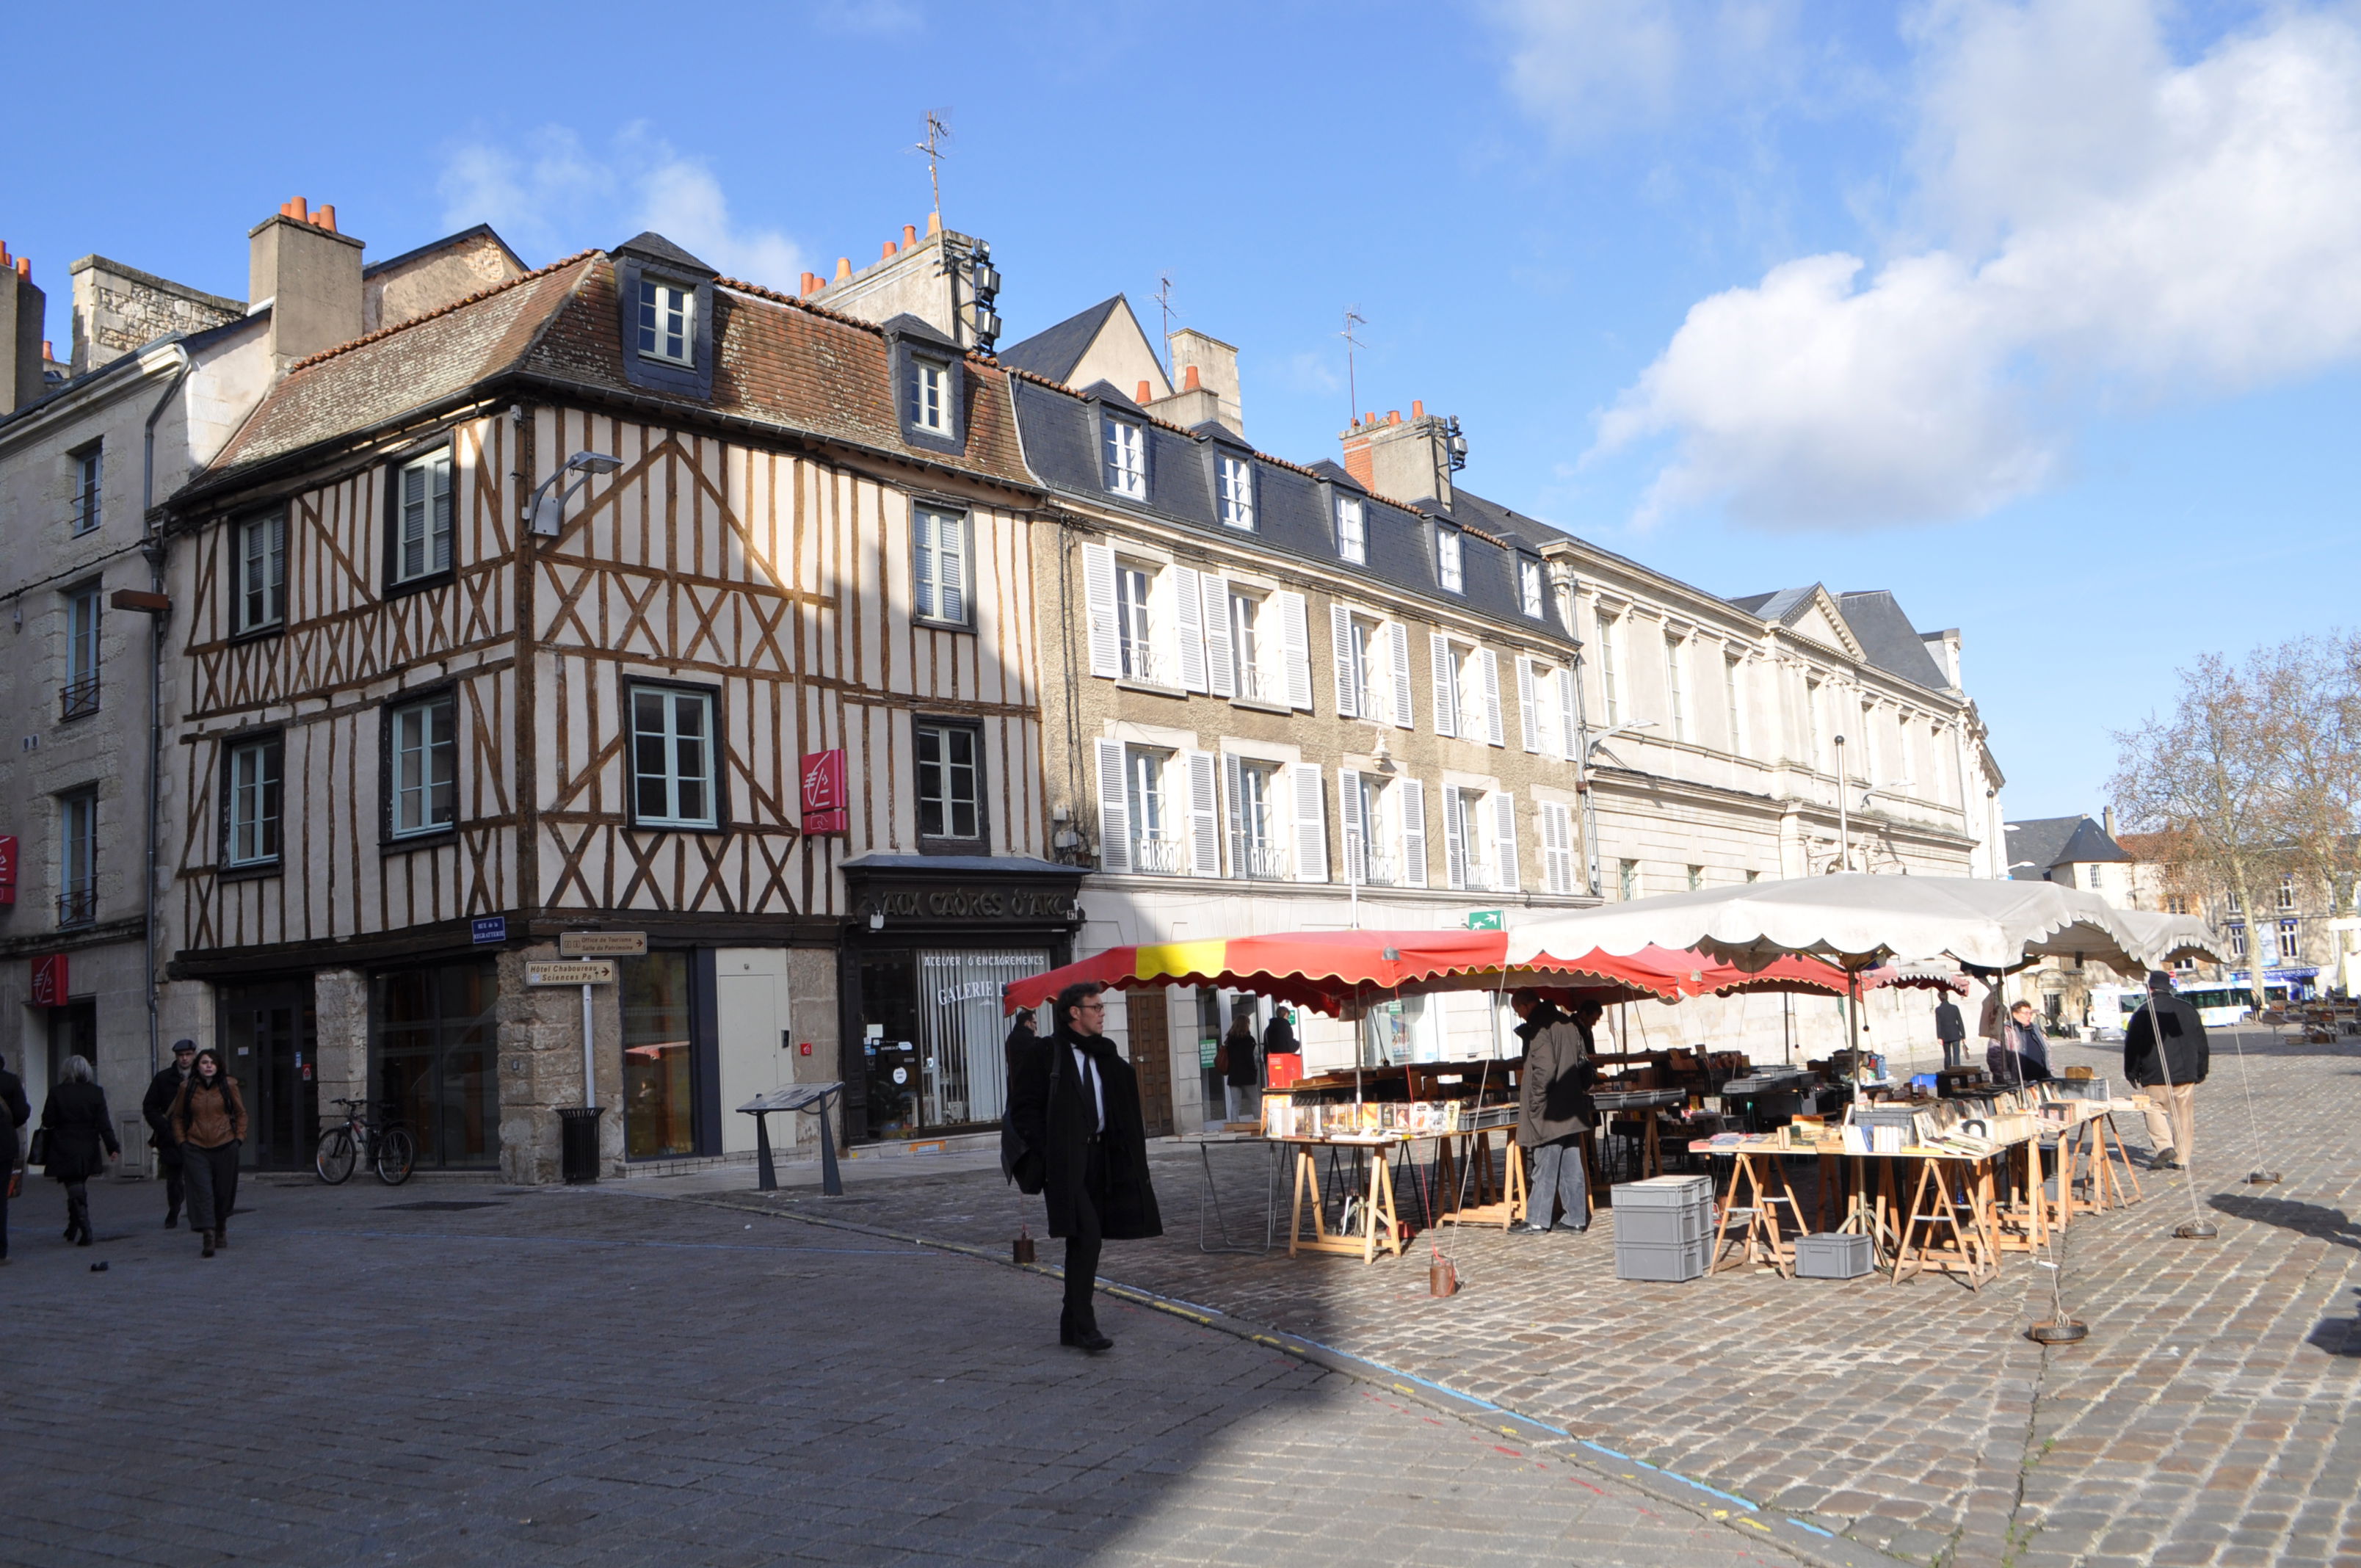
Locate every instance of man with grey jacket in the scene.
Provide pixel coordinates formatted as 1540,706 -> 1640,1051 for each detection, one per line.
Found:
1510,990 -> 1597,1234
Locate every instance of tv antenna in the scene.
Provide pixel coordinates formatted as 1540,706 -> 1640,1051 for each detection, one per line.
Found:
1154,273 -> 1177,380
1341,306 -> 1366,426
913,109 -> 952,220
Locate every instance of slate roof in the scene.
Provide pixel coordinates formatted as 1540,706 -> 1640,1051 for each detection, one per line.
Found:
613,232 -> 716,275
997,297 -> 1125,384
2006,816 -> 2129,879
1727,583 -> 1951,692
361,222 -> 523,280
188,248 -> 1040,499
1007,376 -> 1570,643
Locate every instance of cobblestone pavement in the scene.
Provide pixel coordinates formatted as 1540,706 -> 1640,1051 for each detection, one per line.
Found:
678,1028 -> 2361,1568
5,1166 -> 1788,1567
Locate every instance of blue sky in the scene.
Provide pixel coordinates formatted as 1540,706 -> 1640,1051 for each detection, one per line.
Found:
11,1 -> 2357,818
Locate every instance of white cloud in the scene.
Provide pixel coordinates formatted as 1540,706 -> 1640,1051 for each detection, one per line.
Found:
438,125 -> 806,289
1490,0 -> 1805,145
1592,0 -> 2361,530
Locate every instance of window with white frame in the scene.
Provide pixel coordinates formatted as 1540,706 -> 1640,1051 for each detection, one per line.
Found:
62,584 -> 101,721
912,506 -> 968,625
1114,561 -> 1157,682
1436,527 -> 1463,593
915,722 -> 983,842
225,734 -> 283,867
1663,634 -> 1689,741
2229,923 -> 2248,959
1217,454 -> 1254,529
1804,679 -> 1824,769
1688,863 -> 1704,891
2277,874 -> 2296,910
2227,890 -> 2244,915
630,686 -> 719,829
2280,918 -> 2300,960
71,442 -> 102,536
234,512 -> 287,634
1618,858 -> 1639,901
1857,702 -> 1877,781
1228,589 -> 1268,700
1103,417 -> 1146,498
907,357 -> 951,433
637,277 -> 695,365
388,694 -> 457,839
1439,785 -> 1517,893
58,787 -> 97,926
1342,772 -> 1403,888
1227,756 -> 1285,879
1520,559 -> 1545,620
1125,745 -> 1183,873
391,449 -> 454,584
1335,495 -> 1366,564
1723,656 -> 1745,758
1539,800 -> 1577,894
2084,863 -> 2105,893
1597,613 -> 1622,725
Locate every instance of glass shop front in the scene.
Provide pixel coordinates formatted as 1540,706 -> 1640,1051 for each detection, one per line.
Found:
840,857 -> 1081,1145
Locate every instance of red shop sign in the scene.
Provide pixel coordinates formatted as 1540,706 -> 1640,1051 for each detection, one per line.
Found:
29,952 -> 68,1008
800,749 -> 848,835
0,833 -> 15,906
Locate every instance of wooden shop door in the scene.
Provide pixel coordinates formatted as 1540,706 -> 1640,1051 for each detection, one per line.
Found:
1128,991 -> 1175,1137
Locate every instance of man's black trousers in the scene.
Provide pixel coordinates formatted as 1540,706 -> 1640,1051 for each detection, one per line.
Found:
1064,1138 -> 1108,1321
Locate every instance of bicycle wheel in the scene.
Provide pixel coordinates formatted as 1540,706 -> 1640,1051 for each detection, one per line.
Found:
375,1127 -> 417,1186
315,1127 -> 357,1185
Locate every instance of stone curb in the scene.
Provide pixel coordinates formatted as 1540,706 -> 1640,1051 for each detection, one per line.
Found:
630,1185 -> 1920,1568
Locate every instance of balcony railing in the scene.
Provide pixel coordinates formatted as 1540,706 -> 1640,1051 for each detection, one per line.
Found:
1129,833 -> 1189,874
59,677 -> 101,721
1117,643 -> 1168,686
1236,662 -> 1276,702
57,885 -> 97,927
1233,838 -> 1290,881
1358,853 -> 1398,888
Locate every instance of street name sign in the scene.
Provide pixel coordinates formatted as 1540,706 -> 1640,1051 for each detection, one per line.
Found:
527,959 -> 616,986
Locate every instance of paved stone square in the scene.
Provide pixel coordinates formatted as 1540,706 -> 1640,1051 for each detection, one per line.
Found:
5,1163 -> 1782,1567
681,1027 -> 2361,1568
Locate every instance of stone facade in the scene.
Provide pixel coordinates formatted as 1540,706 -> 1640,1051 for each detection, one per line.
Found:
68,255 -> 243,377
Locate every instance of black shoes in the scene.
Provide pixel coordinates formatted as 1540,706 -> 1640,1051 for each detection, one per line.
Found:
164,1208 -> 180,1230
1552,1222 -> 1590,1234
1059,1311 -> 1113,1353
1508,1221 -> 1552,1235
200,1230 -> 215,1258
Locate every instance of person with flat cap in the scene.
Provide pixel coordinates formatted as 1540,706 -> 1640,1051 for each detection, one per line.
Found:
2125,970 -> 2208,1170
1003,981 -> 1162,1352
144,1039 -> 198,1228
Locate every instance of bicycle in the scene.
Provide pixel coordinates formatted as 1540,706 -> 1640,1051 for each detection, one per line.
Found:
315,1097 -> 417,1186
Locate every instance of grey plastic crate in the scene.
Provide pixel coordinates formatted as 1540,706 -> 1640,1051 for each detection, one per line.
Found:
1611,1175 -> 1713,1209
1614,1205 -> 1709,1246
1615,1235 -> 1709,1282
1794,1231 -> 1874,1280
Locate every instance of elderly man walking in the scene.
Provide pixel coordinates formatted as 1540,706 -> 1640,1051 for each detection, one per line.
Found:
1004,982 -> 1163,1352
1509,989 -> 1597,1235
2125,971 -> 2208,1170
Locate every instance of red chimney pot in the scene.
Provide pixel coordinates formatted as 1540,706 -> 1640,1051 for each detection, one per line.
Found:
1183,364 -> 1201,391
314,205 -> 336,233
882,240 -> 898,259
1136,380 -> 1153,403
903,224 -> 918,247
1412,399 -> 1425,418
1387,410 -> 1400,425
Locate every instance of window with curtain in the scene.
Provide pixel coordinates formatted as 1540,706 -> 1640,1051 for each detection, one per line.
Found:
392,449 -> 454,584
912,506 -> 968,625
235,512 -> 287,633
388,694 -> 457,838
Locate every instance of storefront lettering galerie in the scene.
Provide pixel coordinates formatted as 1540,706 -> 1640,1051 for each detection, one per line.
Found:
857,887 -> 1079,923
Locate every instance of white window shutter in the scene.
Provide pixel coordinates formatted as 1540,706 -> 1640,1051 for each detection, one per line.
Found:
1171,565 -> 1206,693
1517,656 -> 1539,753
1398,778 -> 1427,888
1388,623 -> 1414,729
1186,751 -> 1220,876
1290,763 -> 1327,883
1083,543 -> 1120,679
1542,802 -> 1571,894
1330,603 -> 1358,718
1442,785 -> 1467,890
1201,574 -> 1234,698
1095,738 -> 1131,872
1430,633 -> 1457,738
1479,649 -> 1505,747
1338,769 -> 1366,886
1224,752 -> 1245,853
1492,791 -> 1520,893
1558,664 -> 1581,762
1280,592 -> 1313,711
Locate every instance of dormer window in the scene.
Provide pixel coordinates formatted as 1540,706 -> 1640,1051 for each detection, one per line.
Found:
1436,526 -> 1464,593
637,278 -> 696,366
1103,418 -> 1146,499
1520,559 -> 1545,618
1217,454 -> 1254,529
908,357 -> 951,433
1335,496 -> 1366,565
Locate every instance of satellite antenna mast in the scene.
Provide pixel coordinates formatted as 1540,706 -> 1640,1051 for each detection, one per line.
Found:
1154,273 -> 1177,380
913,109 -> 951,220
1341,306 -> 1366,426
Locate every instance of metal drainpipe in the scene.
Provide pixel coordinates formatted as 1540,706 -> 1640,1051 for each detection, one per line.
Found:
139,344 -> 192,1078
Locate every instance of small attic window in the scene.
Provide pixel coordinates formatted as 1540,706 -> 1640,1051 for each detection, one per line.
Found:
1520,558 -> 1545,619
637,278 -> 695,366
1335,495 -> 1366,565
1103,418 -> 1146,499
1436,526 -> 1464,593
908,357 -> 951,433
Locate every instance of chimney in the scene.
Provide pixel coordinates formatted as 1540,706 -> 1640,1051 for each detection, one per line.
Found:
1157,328 -> 1244,434
0,243 -> 44,413
250,198 -> 364,369
2103,805 -> 2117,840
1338,402 -> 1463,507
810,221 -> 1001,352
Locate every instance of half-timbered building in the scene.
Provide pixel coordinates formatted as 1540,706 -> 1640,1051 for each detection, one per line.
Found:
159,231 -> 1067,1181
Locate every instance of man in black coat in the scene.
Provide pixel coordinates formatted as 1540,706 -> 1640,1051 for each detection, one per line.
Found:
1509,991 -> 1597,1234
0,1052 -> 30,1263
143,1039 -> 197,1228
1004,981 -> 1164,1352
1934,996 -> 1968,1070
2125,971 -> 2208,1170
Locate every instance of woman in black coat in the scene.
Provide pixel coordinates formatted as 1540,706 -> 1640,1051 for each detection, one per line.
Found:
42,1054 -> 119,1246
1220,1012 -> 1261,1119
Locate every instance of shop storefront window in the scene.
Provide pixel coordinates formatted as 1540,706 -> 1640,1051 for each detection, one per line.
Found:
857,948 -> 1046,1141
621,951 -> 697,1159
372,962 -> 498,1169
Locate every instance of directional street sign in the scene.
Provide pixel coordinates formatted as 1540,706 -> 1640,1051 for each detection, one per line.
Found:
527,959 -> 616,986
559,931 -> 648,957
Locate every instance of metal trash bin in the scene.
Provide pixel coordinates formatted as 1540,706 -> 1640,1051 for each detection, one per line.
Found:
558,1106 -> 604,1184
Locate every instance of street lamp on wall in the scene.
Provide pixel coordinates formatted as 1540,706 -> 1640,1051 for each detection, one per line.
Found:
525,451 -> 622,537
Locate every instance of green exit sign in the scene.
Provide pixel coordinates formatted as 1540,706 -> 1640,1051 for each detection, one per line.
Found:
1466,910 -> 1504,930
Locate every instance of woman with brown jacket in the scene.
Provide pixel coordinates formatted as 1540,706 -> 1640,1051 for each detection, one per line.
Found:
170,1049 -> 246,1257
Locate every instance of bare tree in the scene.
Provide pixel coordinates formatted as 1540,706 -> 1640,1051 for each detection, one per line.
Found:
2271,632 -> 2361,983
2110,650 -> 2288,1014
